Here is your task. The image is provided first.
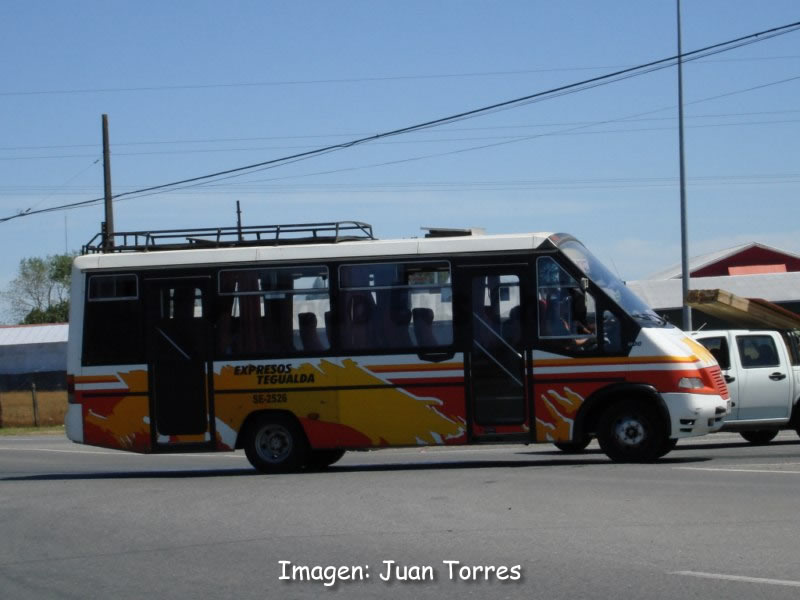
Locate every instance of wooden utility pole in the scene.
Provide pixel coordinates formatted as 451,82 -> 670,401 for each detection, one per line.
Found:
31,383 -> 40,427
102,114 -> 115,252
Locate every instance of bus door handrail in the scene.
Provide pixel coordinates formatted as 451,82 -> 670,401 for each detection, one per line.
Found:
472,312 -> 523,387
156,327 -> 191,361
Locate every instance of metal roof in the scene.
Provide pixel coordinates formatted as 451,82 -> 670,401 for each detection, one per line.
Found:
0,323 -> 68,346
627,272 -> 800,310
645,242 -> 800,280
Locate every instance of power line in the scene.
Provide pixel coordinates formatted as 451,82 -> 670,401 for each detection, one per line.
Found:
181,74 -> 800,192
3,116 -> 798,163
2,55 -> 798,97
2,19 -> 799,223
4,107 -> 800,153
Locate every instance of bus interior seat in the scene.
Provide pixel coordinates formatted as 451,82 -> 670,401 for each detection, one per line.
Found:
298,312 -> 325,352
412,307 -> 438,347
386,306 -> 413,348
343,293 -> 375,348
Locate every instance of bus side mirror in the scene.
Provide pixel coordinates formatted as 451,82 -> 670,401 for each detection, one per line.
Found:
581,277 -> 589,291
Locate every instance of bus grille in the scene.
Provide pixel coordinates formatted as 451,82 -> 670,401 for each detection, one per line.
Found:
708,365 -> 729,400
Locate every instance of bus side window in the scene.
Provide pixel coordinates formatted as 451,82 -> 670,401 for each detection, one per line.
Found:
217,266 -> 330,357
339,261 -> 452,352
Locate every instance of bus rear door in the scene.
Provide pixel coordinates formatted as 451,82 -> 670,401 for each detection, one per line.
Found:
144,277 -> 214,448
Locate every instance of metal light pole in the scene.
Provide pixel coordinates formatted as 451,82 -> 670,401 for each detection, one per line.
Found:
677,0 -> 692,330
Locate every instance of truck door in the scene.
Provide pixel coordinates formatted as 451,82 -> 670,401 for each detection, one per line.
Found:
734,333 -> 793,420
695,335 -> 740,419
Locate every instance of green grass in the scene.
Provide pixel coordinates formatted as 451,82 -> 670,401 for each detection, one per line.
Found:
0,425 -> 65,436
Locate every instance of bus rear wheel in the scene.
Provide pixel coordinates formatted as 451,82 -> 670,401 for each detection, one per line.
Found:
597,400 -> 667,463
307,449 -> 346,470
244,414 -> 309,474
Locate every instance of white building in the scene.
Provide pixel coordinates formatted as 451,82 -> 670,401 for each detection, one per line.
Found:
0,323 -> 68,390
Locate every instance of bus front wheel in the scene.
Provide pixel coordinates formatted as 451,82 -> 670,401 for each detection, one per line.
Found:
553,436 -> 591,453
244,414 -> 310,474
597,400 -> 667,463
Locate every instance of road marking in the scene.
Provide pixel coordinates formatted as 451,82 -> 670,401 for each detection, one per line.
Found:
672,571 -> 800,588
674,466 -> 800,474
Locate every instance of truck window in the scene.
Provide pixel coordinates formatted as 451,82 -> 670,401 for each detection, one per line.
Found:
696,336 -> 731,370
736,335 -> 780,368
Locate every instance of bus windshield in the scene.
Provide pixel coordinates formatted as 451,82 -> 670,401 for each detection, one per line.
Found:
560,240 -> 668,328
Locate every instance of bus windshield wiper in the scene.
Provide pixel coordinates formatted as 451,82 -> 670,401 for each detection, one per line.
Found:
631,312 -> 667,326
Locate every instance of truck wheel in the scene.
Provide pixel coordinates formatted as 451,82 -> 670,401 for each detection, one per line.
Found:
243,414 -> 309,474
597,400 -> 667,463
739,430 -> 779,445
553,436 -> 591,453
307,449 -> 346,470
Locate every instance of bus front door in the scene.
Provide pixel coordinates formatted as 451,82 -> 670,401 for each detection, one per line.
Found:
465,269 -> 530,439
145,277 -> 214,448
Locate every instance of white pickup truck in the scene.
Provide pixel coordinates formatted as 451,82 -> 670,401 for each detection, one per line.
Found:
691,329 -> 800,443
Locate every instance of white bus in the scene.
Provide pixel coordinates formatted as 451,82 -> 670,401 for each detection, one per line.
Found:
65,222 -> 729,472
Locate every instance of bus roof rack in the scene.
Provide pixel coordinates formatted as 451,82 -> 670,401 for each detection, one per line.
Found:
82,221 -> 375,254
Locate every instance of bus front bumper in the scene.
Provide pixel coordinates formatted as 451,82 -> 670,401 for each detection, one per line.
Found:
662,392 -> 727,439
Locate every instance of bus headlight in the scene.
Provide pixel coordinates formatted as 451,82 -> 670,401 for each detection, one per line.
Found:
678,377 -> 704,390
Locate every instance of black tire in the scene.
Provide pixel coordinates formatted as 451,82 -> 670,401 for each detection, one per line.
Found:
243,414 -> 310,474
597,400 -> 668,463
553,436 -> 591,453
739,430 -> 779,445
656,437 -> 678,459
307,449 -> 346,470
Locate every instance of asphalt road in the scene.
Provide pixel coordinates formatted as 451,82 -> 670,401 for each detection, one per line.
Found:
2,432 -> 800,600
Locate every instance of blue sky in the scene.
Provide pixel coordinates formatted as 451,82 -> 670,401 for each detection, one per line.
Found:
1,1 -> 798,320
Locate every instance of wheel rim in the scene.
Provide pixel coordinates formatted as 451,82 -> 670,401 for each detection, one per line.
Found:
614,417 -> 646,447
254,424 -> 293,464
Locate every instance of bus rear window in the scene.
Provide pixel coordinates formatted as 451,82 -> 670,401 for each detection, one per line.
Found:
88,274 -> 138,300
83,274 -> 144,365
